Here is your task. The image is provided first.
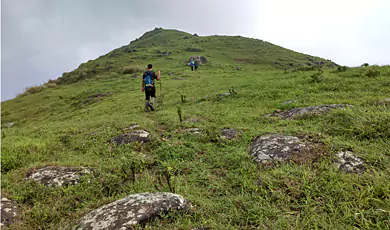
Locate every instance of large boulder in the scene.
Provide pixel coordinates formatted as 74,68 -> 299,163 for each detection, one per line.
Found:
111,130 -> 151,145
266,104 -> 353,119
336,151 -> 365,174
26,166 -> 92,187
74,192 -> 191,229
1,196 -> 21,228
249,134 -> 318,164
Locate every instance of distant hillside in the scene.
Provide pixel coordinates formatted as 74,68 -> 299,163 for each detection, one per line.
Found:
54,27 -> 339,85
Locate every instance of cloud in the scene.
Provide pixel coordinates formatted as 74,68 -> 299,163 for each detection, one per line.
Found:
1,0 -> 389,101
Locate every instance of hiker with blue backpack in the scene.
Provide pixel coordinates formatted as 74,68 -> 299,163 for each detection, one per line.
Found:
190,60 -> 195,71
142,64 -> 160,111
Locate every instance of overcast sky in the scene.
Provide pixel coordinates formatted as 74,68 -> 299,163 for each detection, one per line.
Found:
2,0 -> 390,101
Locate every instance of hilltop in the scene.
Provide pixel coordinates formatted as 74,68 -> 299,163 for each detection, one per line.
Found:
1,28 -> 389,229
54,27 -> 338,85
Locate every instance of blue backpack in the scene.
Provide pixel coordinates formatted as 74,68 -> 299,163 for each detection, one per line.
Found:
144,71 -> 154,88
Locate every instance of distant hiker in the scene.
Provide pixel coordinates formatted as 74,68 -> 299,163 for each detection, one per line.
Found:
190,60 -> 195,71
194,60 -> 199,72
142,64 -> 160,111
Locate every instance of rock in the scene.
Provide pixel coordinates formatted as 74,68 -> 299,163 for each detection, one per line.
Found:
26,166 -> 92,187
249,134 -> 312,164
221,128 -> 238,140
184,118 -> 200,123
5,123 -> 14,128
336,151 -> 365,174
1,196 -> 21,228
281,100 -> 297,105
218,92 -> 231,97
184,128 -> 203,135
266,104 -> 353,119
74,192 -> 191,229
111,130 -> 151,145
378,98 -> 390,104
236,66 -> 241,70
193,33 -> 199,37
168,71 -> 175,76
273,62 -> 280,65
123,123 -> 141,131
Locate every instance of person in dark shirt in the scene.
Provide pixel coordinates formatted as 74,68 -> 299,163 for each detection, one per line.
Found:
142,64 -> 160,111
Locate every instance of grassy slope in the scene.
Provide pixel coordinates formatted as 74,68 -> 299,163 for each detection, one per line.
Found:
1,29 -> 390,229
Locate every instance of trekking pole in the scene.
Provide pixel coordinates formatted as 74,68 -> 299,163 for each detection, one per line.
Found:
160,77 -> 163,109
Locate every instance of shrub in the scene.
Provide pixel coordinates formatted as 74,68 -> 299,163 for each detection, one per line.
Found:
44,83 -> 57,88
361,63 -> 369,67
122,66 -> 141,74
366,68 -> 380,77
24,85 -> 45,95
337,66 -> 348,72
186,47 -> 203,52
310,71 -> 324,83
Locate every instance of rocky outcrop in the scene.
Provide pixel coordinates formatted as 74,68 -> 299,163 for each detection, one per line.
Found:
111,130 -> 151,145
74,192 -> 191,229
249,134 -> 318,164
266,104 -> 353,119
26,166 -> 92,187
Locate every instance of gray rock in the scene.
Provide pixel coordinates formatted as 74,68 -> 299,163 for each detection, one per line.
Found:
266,104 -> 353,119
123,123 -> 141,131
221,128 -> 238,140
26,166 -> 92,187
184,118 -> 200,123
74,192 -> 191,229
111,130 -> 151,145
336,151 -> 365,174
5,123 -> 14,128
218,92 -> 232,97
184,128 -> 203,135
281,100 -> 297,105
249,134 -> 310,164
168,71 -> 175,76
1,196 -> 21,228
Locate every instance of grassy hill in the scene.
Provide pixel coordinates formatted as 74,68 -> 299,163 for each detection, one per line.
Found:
1,28 -> 390,229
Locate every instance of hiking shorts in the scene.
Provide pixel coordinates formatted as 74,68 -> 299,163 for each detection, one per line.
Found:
145,87 -> 156,100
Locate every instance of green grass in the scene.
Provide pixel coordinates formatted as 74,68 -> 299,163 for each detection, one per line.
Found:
1,29 -> 390,229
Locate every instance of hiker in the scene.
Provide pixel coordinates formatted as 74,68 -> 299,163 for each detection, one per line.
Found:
194,60 -> 199,72
190,60 -> 194,71
142,64 -> 160,111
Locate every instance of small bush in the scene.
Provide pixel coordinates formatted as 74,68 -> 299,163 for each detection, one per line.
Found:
310,71 -> 324,83
361,63 -> 369,67
186,47 -> 203,52
366,68 -> 380,77
44,83 -> 57,88
122,66 -> 141,74
337,66 -> 348,72
25,85 -> 45,95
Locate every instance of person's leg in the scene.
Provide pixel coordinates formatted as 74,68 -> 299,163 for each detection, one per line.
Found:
150,87 -> 157,110
144,89 -> 151,111
191,66 -> 193,71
